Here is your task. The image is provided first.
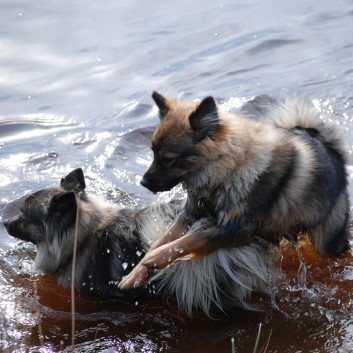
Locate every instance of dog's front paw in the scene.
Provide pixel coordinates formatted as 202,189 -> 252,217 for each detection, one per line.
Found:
140,244 -> 180,269
118,263 -> 150,290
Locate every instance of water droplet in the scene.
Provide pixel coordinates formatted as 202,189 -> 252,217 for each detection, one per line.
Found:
106,248 -> 110,253
136,250 -> 142,257
325,310 -> 334,322
318,306 -> 325,315
122,262 -> 128,270
161,330 -> 172,338
48,152 -> 58,158
173,246 -> 184,254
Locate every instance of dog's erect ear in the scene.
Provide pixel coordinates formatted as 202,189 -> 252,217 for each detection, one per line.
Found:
152,91 -> 170,119
189,96 -> 219,142
61,168 -> 86,192
48,191 -> 77,226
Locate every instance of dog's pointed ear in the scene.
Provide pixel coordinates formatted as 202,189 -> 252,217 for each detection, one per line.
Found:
61,168 -> 86,192
152,91 -> 170,119
48,191 -> 77,224
189,96 -> 219,142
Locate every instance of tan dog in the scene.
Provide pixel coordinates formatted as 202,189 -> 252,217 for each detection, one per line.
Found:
119,92 -> 350,290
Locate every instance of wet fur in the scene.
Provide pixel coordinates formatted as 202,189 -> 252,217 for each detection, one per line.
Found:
4,168 -> 273,316
127,93 -> 350,286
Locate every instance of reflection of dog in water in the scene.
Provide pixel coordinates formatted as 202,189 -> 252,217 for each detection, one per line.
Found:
119,93 -> 350,290
4,168 -> 272,316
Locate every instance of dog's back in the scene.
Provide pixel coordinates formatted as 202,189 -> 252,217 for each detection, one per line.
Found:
248,98 -> 350,256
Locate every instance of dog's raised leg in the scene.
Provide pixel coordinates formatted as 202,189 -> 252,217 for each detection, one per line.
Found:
120,219 -> 256,289
141,221 -> 256,270
118,210 -> 193,289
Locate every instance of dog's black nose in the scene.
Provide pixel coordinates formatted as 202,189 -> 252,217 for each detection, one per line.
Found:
140,176 -> 150,189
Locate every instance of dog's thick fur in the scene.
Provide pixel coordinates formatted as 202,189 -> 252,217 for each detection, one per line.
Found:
4,168 -> 273,316
119,93 -> 350,289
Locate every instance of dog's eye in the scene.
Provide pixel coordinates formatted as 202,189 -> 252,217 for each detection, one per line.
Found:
20,214 -> 31,223
161,156 -> 176,167
20,209 -> 33,223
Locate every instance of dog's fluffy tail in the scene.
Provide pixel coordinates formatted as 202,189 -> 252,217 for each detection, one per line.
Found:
266,97 -> 348,161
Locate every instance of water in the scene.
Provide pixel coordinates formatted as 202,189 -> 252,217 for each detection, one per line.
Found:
1,0 -> 353,351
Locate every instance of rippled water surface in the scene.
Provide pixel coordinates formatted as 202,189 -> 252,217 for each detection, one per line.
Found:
1,0 -> 353,352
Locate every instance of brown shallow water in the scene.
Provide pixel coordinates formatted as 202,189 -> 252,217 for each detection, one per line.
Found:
1,233 -> 353,352
1,0 -> 353,351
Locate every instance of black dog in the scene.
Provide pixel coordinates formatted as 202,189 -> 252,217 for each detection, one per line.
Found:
4,168 -> 273,316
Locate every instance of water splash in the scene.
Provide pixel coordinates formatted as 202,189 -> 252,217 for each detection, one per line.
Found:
297,261 -> 307,289
290,242 -> 308,292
